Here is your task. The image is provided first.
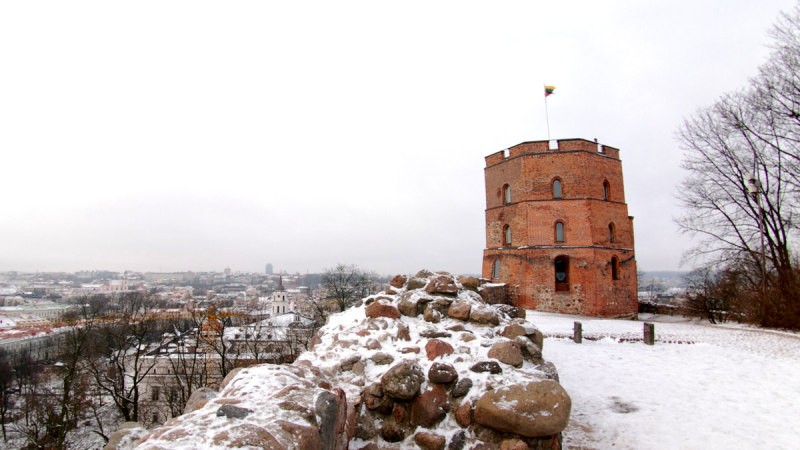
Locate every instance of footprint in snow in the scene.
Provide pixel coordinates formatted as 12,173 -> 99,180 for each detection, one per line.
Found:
609,396 -> 639,414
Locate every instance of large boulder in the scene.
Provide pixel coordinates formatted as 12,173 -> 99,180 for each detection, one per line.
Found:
380,421 -> 406,442
451,378 -> 473,398
414,431 -> 447,450
277,420 -> 322,449
515,336 -> 543,361
501,320 -> 544,350
389,275 -> 408,288
407,277 -> 428,290
447,300 -> 472,321
397,295 -> 419,317
425,275 -> 458,295
495,304 -> 525,319
479,283 -> 509,304
423,305 -> 442,323
370,352 -> 395,365
410,385 -> 448,427
365,298 -> 401,319
469,305 -> 500,326
428,362 -> 458,384
458,276 -> 481,291
474,380 -> 571,437
380,360 -> 425,400
316,388 -> 349,450
217,404 -> 253,419
103,422 -> 148,450
487,341 -> 523,367
470,361 -> 502,374
183,387 -> 217,414
364,383 -> 392,413
425,338 -> 454,360
454,401 -> 473,427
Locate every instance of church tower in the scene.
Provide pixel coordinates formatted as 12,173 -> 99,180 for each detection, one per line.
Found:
272,275 -> 291,316
482,139 -> 638,317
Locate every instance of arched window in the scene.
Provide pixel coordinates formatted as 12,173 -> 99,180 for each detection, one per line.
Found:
555,221 -> 565,243
554,256 -> 569,291
611,256 -> 620,280
503,224 -> 512,245
609,223 -> 616,243
552,179 -> 562,199
603,180 -> 610,201
502,184 -> 512,205
492,259 -> 501,279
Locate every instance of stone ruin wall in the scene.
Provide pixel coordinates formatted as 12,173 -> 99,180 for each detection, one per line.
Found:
107,271 -> 572,450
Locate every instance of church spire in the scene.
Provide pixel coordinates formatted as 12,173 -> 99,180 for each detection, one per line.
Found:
276,274 -> 285,292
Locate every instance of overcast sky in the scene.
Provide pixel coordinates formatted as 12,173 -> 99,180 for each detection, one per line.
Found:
0,1 -> 796,276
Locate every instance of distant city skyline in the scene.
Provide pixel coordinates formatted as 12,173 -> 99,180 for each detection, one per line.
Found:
1,1 -> 796,275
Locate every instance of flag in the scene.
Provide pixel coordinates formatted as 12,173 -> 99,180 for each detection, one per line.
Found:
544,85 -> 556,97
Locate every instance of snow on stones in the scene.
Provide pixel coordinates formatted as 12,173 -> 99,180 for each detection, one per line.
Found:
474,380 -> 572,437
119,271 -> 571,450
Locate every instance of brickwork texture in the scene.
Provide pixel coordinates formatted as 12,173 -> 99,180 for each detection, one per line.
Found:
481,139 -> 638,317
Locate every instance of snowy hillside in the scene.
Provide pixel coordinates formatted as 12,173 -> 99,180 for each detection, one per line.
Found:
530,311 -> 800,449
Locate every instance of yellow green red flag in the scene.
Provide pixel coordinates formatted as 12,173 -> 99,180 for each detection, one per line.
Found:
544,85 -> 556,97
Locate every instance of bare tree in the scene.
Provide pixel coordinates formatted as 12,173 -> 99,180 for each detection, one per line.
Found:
12,378 -> 55,449
48,308 -> 96,449
0,349 -> 13,442
321,264 -> 378,313
199,304 -> 237,380
232,319 -> 281,365
4,350 -> 40,446
158,312 -> 216,417
676,4 -> 800,329
751,4 -> 800,193
87,292 -> 159,423
3,307 -> 97,449
684,267 -> 747,324
284,321 -> 317,362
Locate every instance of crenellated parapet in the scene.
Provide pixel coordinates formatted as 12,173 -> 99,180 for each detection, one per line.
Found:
483,138 -> 638,317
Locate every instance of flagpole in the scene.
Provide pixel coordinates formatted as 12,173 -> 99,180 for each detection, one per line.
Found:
544,86 -> 551,141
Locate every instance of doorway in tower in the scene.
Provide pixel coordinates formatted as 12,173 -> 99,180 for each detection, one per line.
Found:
554,255 -> 569,292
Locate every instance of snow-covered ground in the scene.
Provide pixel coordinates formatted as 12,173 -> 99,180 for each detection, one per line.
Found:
528,311 -> 800,450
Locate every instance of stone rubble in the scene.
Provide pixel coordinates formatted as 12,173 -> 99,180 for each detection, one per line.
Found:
107,271 -> 571,450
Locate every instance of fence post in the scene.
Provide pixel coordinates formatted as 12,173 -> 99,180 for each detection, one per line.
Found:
573,321 -> 582,344
643,322 -> 655,345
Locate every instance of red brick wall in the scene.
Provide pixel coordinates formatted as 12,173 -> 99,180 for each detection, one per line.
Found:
482,139 -> 638,317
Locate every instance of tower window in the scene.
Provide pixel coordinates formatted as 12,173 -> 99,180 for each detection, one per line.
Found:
603,180 -> 611,201
503,225 -> 512,245
609,223 -> 616,243
554,256 -> 569,291
611,256 -> 620,280
555,221 -> 565,243
502,184 -> 512,205
552,179 -> 562,199
492,259 -> 501,279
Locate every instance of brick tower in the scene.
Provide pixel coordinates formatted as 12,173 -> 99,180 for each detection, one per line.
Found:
481,139 -> 638,317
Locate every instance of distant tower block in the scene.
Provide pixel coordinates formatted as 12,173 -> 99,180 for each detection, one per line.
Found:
266,263 -> 274,275
481,139 -> 638,317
